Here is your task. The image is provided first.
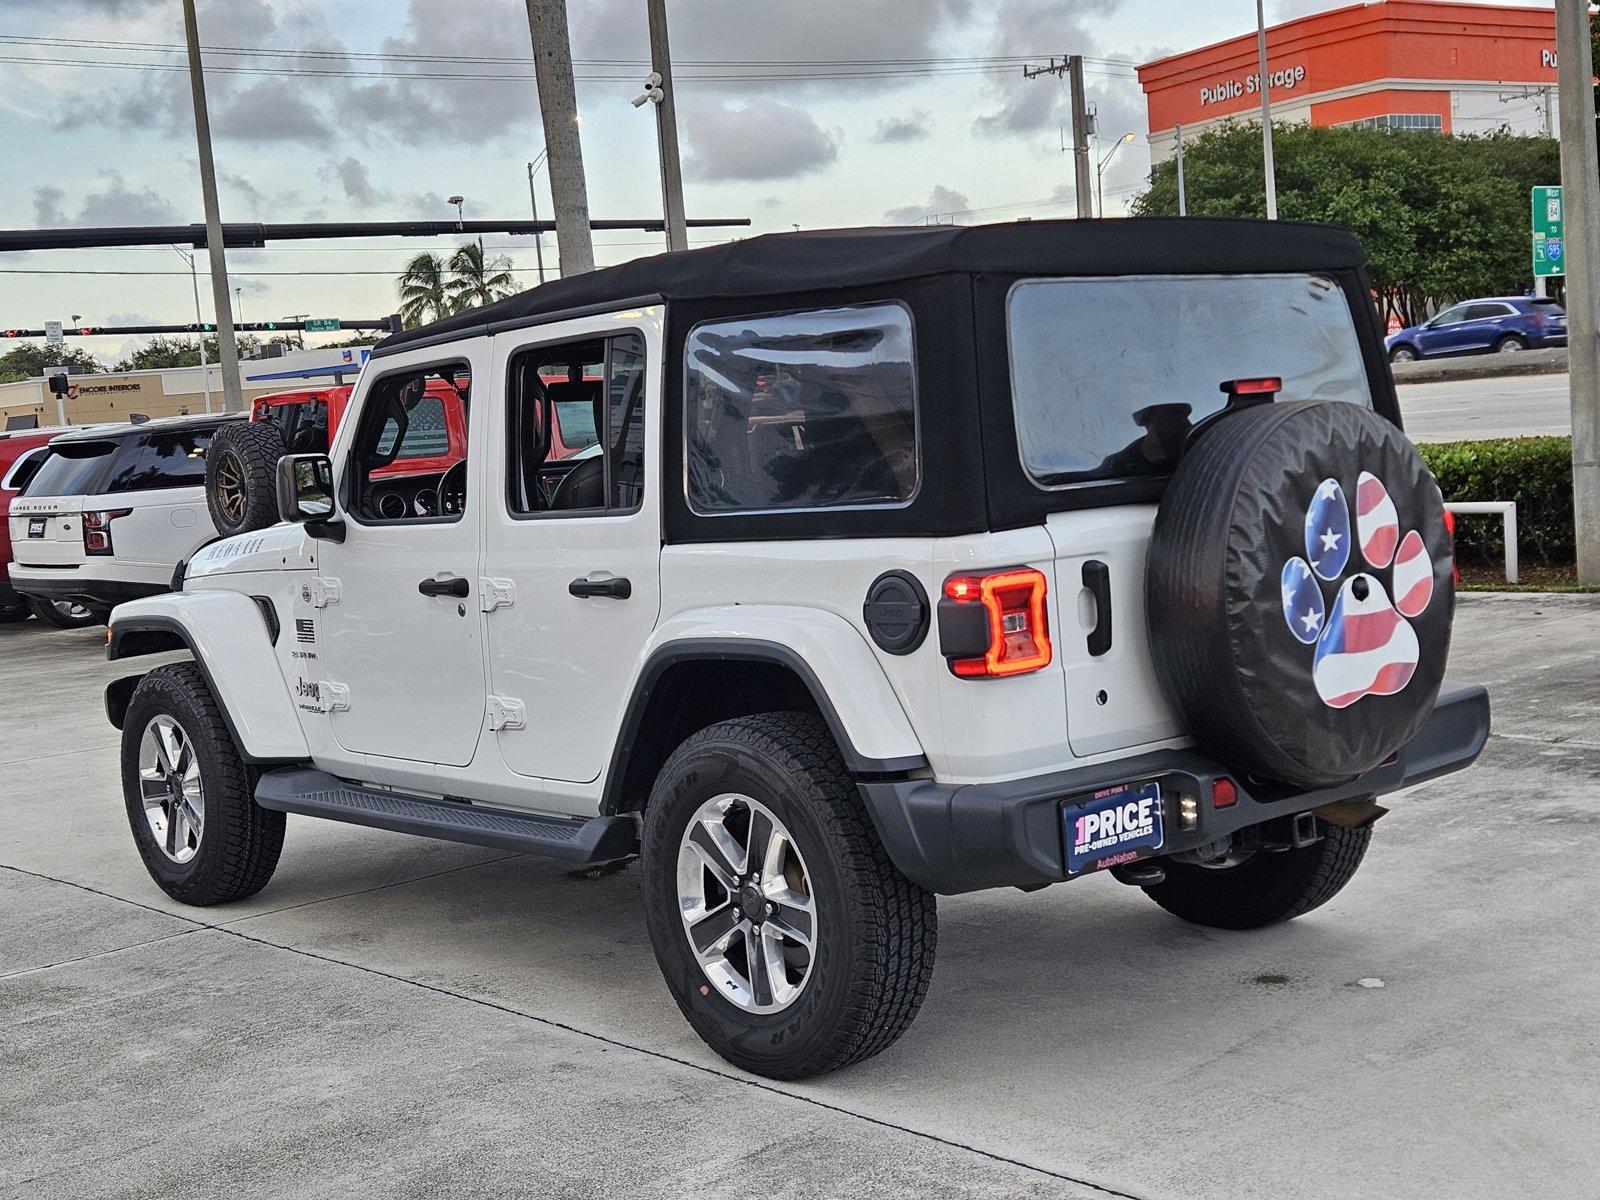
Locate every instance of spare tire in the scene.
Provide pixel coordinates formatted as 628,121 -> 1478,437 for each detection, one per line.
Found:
1147,400 -> 1453,789
206,420 -> 286,538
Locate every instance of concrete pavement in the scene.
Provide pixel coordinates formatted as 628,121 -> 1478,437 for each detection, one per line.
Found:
3,597 -> 1598,1199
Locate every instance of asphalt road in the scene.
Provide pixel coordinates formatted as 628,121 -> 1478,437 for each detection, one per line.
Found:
3,596 -> 1597,1199
1397,371 -> 1572,442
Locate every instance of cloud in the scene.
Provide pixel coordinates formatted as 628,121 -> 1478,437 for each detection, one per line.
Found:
973,0 -> 1137,138
33,174 -> 181,226
213,80 -> 334,143
682,99 -> 839,183
873,112 -> 933,144
328,157 -> 383,206
885,185 -> 971,225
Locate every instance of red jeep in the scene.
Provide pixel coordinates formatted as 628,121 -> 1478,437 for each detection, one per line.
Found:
206,368 -> 600,536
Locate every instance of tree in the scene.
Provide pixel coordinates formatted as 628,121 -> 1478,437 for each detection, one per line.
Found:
397,252 -> 452,328
113,335 -> 220,372
1134,122 -> 1561,327
0,344 -> 104,384
446,242 -> 518,312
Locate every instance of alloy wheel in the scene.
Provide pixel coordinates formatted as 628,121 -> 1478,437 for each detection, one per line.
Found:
138,714 -> 205,864
676,793 -> 818,1013
213,451 -> 247,524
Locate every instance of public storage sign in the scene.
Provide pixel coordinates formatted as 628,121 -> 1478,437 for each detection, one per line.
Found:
1199,63 -> 1306,106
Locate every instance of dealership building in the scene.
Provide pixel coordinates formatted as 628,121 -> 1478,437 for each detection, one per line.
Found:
1138,1 -> 1560,162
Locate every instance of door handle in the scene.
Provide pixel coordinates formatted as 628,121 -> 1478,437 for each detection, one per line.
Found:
1082,560 -> 1112,657
569,575 -> 632,600
418,576 -> 470,598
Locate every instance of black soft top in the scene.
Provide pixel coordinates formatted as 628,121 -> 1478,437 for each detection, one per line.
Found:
375,218 -> 1366,355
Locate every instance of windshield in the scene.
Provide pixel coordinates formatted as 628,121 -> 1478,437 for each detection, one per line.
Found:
22,441 -> 118,497
1008,273 -> 1373,487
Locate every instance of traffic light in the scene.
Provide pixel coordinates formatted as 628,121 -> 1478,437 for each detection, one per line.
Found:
2,330 -> 19,339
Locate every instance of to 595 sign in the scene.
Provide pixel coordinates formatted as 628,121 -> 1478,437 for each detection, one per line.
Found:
1532,185 -> 1564,279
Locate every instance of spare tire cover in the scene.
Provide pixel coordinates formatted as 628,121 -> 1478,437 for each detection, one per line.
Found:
1146,399 -> 1454,789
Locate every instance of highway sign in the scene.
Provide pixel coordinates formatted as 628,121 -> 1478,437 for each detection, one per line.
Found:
304,318 -> 341,332
1533,185 -> 1565,278
44,320 -> 62,345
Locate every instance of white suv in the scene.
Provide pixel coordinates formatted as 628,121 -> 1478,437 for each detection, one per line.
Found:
103,221 -> 1489,1079
9,414 -> 242,621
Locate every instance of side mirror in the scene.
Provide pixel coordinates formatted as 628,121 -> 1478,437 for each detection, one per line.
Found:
276,453 -> 344,541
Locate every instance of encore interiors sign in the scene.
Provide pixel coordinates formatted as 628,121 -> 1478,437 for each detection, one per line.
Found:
1199,63 -> 1307,107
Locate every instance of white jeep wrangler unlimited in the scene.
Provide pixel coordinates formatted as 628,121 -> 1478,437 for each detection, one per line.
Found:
105,221 -> 1490,1080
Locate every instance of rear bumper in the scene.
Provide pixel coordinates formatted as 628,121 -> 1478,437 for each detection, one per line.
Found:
8,572 -> 167,610
858,682 -> 1491,895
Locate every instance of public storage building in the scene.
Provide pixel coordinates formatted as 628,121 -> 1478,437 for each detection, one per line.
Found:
1138,0 -> 1560,163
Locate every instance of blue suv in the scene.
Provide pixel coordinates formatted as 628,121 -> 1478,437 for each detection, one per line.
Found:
1386,296 -> 1566,363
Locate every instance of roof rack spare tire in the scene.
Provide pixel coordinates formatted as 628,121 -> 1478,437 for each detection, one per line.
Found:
1146,399 -> 1453,790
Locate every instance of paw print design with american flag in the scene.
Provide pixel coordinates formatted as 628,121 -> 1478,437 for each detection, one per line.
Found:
1280,472 -> 1435,709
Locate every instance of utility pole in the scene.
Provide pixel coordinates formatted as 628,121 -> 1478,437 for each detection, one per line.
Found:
1175,123 -> 1188,216
1556,0 -> 1600,582
1255,0 -> 1278,220
1023,55 -> 1093,218
180,0 -> 244,412
171,246 -> 213,414
526,152 -> 549,283
645,0 -> 689,252
524,0 -> 595,276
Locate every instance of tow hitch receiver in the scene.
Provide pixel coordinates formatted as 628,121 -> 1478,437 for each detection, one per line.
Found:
1260,811 -> 1322,852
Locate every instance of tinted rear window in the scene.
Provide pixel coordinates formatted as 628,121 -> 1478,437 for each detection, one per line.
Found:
22,442 -> 117,497
685,303 -> 918,513
1008,274 -> 1372,488
105,428 -> 218,493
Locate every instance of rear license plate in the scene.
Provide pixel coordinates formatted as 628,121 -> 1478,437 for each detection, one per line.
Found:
27,518 -> 45,538
1063,781 -> 1164,875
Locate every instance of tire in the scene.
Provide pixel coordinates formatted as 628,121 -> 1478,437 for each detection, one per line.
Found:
0,599 -> 30,623
25,595 -> 102,629
1387,345 -> 1418,364
206,420 -> 286,538
1144,820 -> 1371,931
120,662 -> 285,905
641,712 -> 936,1080
1493,335 -> 1527,354
1146,400 -> 1454,789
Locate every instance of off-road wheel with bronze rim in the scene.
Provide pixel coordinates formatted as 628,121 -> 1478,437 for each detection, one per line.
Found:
205,420 -> 285,538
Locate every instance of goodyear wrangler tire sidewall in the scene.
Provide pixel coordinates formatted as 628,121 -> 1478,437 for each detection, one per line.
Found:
1147,400 -> 1454,789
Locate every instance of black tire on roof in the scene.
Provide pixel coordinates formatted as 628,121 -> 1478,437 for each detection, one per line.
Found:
205,420 -> 286,538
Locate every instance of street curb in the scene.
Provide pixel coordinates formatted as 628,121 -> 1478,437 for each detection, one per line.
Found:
1391,347 -> 1568,385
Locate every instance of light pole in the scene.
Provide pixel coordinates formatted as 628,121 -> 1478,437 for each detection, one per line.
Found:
524,0 -> 596,276
170,245 -> 213,414
1256,0 -> 1279,219
1096,132 -> 1135,218
526,151 -> 550,283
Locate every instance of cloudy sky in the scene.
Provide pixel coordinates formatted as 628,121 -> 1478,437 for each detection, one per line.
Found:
0,0 -> 1551,363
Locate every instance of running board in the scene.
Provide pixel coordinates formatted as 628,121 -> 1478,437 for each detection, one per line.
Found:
254,768 -> 638,862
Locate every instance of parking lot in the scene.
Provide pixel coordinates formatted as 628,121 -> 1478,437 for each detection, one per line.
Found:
1,592 -> 1596,1200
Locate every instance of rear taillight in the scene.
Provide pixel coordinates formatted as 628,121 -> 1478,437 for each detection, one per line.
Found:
938,567 -> 1052,678
1442,509 -> 1459,585
82,509 -> 130,556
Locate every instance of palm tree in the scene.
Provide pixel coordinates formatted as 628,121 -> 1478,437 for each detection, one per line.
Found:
396,252 -> 451,328
446,242 -> 518,313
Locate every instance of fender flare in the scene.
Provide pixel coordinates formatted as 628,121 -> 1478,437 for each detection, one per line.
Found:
107,592 -> 309,764
602,609 -> 928,813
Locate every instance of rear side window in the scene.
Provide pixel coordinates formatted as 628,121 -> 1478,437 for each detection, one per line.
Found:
685,303 -> 918,514
2,447 -> 46,492
21,441 -> 118,497
1008,274 -> 1372,488
105,428 -> 217,493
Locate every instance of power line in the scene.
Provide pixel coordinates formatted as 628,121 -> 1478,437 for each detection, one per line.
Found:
0,33 -> 1140,70
0,53 -> 1135,84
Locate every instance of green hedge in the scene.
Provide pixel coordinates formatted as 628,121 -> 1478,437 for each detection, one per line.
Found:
1418,436 -> 1573,567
